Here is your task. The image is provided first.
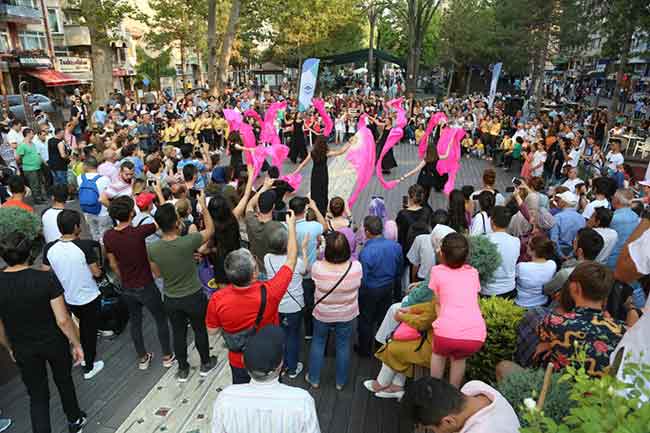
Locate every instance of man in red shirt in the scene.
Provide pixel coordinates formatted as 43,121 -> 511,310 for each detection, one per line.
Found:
1,175 -> 33,212
104,195 -> 174,370
206,210 -> 298,384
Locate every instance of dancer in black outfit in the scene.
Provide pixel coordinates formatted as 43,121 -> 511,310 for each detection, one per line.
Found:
289,113 -> 308,163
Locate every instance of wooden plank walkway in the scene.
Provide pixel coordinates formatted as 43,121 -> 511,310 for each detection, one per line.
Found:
0,144 -> 511,433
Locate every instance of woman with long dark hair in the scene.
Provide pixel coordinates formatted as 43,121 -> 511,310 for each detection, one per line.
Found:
448,189 -> 469,233
288,112 -> 308,163
291,135 -> 355,216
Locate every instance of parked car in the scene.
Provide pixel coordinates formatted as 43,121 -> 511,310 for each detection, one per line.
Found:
6,94 -> 56,122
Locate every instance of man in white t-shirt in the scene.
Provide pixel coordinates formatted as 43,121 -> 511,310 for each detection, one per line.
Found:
41,184 -> 68,243
42,209 -> 104,380
483,207 -> 520,298
77,156 -> 112,242
561,167 -> 584,193
404,377 -> 520,433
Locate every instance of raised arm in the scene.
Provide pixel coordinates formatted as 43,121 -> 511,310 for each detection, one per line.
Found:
246,177 -> 274,214
285,210 -> 298,271
327,135 -> 356,158
292,153 -> 312,175
308,197 -> 328,231
232,164 -> 255,219
399,160 -> 426,182
198,190 -> 215,244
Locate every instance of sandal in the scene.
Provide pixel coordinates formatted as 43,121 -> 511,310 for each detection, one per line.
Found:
138,352 -> 153,370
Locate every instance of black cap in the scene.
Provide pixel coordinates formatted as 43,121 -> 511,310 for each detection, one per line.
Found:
258,190 -> 277,214
243,325 -> 285,375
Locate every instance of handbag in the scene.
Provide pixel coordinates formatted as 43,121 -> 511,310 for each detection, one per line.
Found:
222,285 -> 267,353
308,262 -> 352,316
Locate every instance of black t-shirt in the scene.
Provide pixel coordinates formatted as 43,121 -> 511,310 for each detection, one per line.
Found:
0,269 -> 66,351
48,137 -> 68,171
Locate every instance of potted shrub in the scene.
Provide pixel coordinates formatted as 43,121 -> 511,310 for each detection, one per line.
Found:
0,206 -> 43,263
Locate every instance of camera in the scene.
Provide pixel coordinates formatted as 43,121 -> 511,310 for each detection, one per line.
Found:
511,177 -> 522,187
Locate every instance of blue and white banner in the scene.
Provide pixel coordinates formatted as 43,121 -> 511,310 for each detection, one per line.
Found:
488,62 -> 502,108
298,58 -> 320,112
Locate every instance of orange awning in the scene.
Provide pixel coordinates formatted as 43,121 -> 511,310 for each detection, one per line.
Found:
25,69 -> 81,87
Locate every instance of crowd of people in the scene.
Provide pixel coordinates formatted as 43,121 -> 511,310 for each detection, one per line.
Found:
0,85 -> 649,433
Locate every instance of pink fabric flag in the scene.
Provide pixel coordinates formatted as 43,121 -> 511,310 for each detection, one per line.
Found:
418,111 -> 448,159
347,114 -> 376,209
223,109 -> 243,131
245,103 -> 290,169
436,127 -> 466,195
312,98 -> 333,137
279,172 -> 302,191
376,98 -> 406,190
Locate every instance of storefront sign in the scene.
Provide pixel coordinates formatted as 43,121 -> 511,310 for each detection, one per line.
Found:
18,57 -> 52,68
58,56 -> 91,73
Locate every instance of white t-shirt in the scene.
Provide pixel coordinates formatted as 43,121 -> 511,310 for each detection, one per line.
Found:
470,189 -> 506,206
515,260 -> 557,308
77,172 -> 111,217
566,147 -> 582,168
482,232 -> 520,296
459,381 -> 521,433
531,151 -> 547,177
470,211 -> 493,236
43,239 -> 100,306
407,233 -> 436,280
264,254 -> 306,314
606,151 -> 624,172
628,229 -> 650,275
561,177 -> 584,193
6,129 -> 23,147
581,198 -> 610,220
41,207 -> 63,243
594,227 -> 618,265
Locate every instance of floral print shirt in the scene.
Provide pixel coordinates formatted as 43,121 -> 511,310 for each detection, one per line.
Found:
535,307 -> 625,377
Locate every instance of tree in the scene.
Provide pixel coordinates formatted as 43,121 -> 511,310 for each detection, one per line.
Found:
388,0 -> 441,95
72,0 -> 134,106
438,0 -> 496,95
215,0 -> 242,95
357,0 -> 385,88
207,0 -> 218,92
145,0 -> 208,89
582,0 -> 650,119
134,46 -> 176,90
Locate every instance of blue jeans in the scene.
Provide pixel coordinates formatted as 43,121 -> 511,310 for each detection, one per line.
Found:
52,170 -> 67,185
307,318 -> 354,387
280,310 -> 303,372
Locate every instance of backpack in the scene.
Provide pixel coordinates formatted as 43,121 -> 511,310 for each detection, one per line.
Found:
79,174 -> 102,215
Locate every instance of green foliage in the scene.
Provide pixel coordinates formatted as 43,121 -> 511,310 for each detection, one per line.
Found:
135,47 -> 176,89
497,369 -> 572,426
467,297 -> 524,382
144,0 -> 208,53
71,0 -> 135,42
468,235 -> 502,286
0,207 -> 41,241
521,361 -> 650,433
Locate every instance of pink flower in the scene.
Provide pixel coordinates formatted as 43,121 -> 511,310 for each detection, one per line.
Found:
594,341 -> 609,353
549,315 -> 564,326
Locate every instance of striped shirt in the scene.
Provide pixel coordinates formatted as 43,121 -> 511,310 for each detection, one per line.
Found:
311,260 -> 361,323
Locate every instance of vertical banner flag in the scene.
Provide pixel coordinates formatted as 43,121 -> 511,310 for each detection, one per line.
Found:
488,62 -> 502,109
298,58 -> 320,112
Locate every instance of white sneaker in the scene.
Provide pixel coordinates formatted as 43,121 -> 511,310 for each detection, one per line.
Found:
98,330 -> 115,337
288,362 -> 304,379
83,361 -> 105,380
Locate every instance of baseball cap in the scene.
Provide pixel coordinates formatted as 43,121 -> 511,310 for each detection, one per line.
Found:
243,325 -> 285,375
638,179 -> 650,187
556,191 -> 578,206
431,224 -> 456,252
258,190 -> 277,213
135,192 -> 156,209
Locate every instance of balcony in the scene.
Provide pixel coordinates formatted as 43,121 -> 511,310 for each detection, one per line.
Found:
0,2 -> 42,24
63,24 -> 91,46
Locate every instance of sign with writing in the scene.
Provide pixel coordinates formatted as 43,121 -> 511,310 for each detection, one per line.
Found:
58,57 -> 92,73
18,57 -> 52,68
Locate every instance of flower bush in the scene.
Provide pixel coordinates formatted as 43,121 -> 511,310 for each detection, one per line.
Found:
497,368 -> 572,426
468,235 -> 502,285
521,360 -> 650,433
466,297 -> 524,382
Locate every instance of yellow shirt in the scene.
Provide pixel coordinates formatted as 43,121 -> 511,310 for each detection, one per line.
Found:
474,141 -> 484,150
489,121 -> 501,136
480,120 -> 490,134
163,124 -> 182,143
501,137 -> 513,151
462,137 -> 473,148
415,129 -> 425,143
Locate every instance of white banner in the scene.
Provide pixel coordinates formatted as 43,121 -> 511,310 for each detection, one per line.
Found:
298,58 -> 320,112
488,62 -> 502,108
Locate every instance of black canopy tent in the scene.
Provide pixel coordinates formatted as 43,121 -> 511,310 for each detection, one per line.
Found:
319,49 -> 406,69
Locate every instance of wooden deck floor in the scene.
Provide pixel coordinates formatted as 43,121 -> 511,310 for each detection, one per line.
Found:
0,144 -> 511,433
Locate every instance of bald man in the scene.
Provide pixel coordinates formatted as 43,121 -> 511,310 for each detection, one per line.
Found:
98,149 -> 119,182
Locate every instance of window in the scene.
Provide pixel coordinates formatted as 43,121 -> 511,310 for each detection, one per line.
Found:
18,31 -> 46,50
11,0 -> 37,8
0,31 -> 10,52
47,9 -> 63,34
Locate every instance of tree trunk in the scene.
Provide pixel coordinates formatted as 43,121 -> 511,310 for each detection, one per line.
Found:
532,27 -> 550,115
179,39 -> 187,90
611,33 -> 632,123
446,64 -> 454,96
465,66 -> 472,95
216,0 -> 242,95
368,14 -> 376,89
89,36 -> 112,109
207,0 -> 218,95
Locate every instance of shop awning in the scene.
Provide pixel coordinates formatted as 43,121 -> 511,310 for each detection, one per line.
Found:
25,69 -> 81,87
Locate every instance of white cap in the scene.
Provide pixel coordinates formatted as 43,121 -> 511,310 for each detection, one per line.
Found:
556,191 -> 579,206
638,179 -> 650,187
431,224 -> 456,252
